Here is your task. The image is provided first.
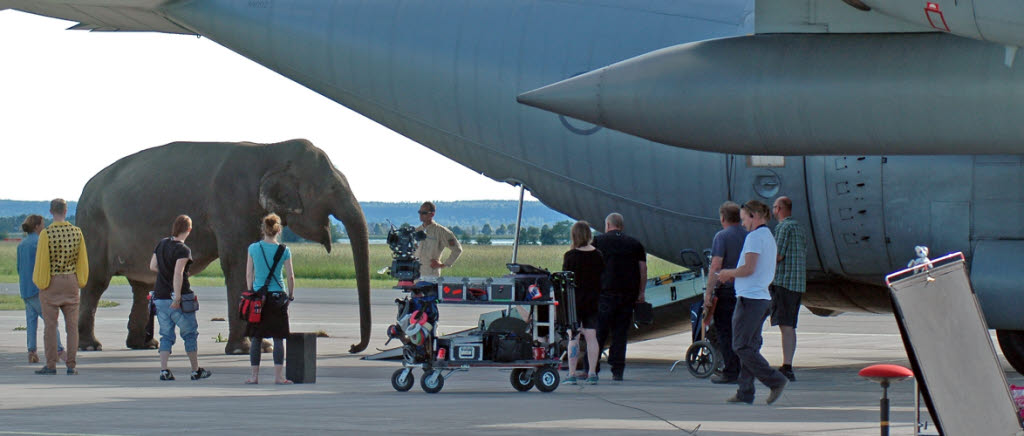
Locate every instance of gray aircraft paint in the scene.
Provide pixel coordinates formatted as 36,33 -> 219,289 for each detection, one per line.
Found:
6,1 -> 1024,332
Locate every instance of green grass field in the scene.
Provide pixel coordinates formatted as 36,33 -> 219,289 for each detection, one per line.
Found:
0,241 -> 683,289
0,295 -> 119,311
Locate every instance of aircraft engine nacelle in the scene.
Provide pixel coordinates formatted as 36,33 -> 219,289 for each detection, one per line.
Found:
518,33 -> 1024,156
861,0 -> 1024,49
969,241 -> 1024,331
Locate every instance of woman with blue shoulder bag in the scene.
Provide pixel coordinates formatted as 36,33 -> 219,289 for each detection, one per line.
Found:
244,213 -> 296,385
149,215 -> 211,381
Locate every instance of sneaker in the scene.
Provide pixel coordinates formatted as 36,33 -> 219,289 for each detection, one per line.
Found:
35,366 -> 56,375
28,351 -> 39,363
66,367 -> 78,375
586,375 -> 599,385
190,368 -> 212,380
779,366 -> 796,382
766,379 -> 788,405
160,369 -> 175,381
710,374 -> 738,384
57,349 -> 67,363
612,374 -> 623,382
565,375 -> 578,385
726,395 -> 753,404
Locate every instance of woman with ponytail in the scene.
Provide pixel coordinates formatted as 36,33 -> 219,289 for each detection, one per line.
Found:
243,213 -> 296,384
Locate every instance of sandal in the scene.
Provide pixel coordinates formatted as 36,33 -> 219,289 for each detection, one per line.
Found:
275,379 -> 294,385
244,378 -> 259,384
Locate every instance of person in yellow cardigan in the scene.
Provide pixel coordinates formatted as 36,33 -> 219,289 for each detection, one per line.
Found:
32,199 -> 88,375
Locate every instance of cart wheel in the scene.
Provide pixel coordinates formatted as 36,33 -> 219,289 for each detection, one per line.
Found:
391,368 -> 414,392
420,369 -> 444,394
685,340 -> 719,378
510,368 -> 535,392
534,367 -> 560,393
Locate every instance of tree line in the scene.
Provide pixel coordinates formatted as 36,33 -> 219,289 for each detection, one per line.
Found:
0,214 -> 75,239
281,220 -> 576,246
3,214 -> 576,247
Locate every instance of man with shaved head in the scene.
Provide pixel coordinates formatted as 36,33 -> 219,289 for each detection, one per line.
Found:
592,212 -> 647,382
771,196 -> 807,382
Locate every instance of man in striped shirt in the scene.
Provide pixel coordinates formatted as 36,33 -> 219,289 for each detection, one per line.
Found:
32,199 -> 88,375
771,196 -> 807,382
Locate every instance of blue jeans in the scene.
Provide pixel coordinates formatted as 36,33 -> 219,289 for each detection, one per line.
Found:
24,296 -> 63,352
154,299 -> 199,353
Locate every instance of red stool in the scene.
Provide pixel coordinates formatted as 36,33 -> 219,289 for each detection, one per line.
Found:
859,364 -> 914,436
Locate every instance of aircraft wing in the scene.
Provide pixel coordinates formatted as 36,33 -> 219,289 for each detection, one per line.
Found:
1,0 -> 194,34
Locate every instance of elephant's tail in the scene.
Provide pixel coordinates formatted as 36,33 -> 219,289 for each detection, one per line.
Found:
4,1 -> 195,34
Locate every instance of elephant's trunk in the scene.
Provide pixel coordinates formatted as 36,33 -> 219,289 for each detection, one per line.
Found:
333,196 -> 372,353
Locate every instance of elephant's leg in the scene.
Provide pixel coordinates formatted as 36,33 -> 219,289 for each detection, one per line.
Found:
78,274 -> 111,351
219,250 -> 252,355
125,279 -> 158,349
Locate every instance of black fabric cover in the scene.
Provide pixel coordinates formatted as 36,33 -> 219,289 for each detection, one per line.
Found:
245,292 -> 291,339
485,317 -> 531,362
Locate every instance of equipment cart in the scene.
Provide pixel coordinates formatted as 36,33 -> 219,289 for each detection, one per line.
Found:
387,269 -> 576,394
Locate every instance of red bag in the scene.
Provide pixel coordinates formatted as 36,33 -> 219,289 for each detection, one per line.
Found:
238,291 -> 265,323
239,244 -> 285,323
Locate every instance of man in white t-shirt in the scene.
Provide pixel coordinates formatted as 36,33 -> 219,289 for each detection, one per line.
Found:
717,200 -> 789,405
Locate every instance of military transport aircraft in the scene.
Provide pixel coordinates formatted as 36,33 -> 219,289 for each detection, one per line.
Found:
6,0 -> 1024,374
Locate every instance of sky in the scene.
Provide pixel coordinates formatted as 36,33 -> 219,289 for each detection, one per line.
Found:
0,11 -> 536,203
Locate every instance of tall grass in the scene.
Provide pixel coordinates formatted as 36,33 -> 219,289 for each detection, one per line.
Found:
0,241 -> 682,289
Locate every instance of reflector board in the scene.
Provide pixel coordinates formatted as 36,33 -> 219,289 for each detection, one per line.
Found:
887,255 -> 1023,435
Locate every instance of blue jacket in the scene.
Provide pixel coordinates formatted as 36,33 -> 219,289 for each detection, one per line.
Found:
17,234 -> 41,298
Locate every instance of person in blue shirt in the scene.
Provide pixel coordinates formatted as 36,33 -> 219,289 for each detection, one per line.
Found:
16,215 -> 64,364
244,213 -> 296,385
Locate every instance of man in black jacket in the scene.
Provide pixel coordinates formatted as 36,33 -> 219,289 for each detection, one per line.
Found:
593,213 -> 647,381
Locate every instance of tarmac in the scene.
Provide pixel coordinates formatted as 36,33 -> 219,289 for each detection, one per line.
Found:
0,284 -> 1019,435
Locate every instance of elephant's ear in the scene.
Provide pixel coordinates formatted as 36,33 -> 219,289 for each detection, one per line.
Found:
258,162 -> 304,215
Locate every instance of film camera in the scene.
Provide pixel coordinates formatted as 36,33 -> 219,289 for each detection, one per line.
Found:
386,223 -> 427,282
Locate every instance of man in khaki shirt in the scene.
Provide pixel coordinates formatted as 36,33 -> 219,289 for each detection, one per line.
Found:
414,202 -> 462,278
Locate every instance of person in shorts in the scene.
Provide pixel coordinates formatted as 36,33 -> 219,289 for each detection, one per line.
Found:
149,215 -> 211,381
771,196 -> 807,382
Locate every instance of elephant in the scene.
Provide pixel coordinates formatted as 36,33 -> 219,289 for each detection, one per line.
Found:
75,139 -> 371,354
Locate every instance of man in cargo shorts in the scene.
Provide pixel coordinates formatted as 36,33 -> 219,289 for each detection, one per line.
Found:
771,196 -> 807,382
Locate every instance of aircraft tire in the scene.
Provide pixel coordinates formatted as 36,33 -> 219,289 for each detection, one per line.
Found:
996,330 -> 1024,375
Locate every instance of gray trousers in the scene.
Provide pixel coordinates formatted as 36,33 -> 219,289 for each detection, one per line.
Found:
732,297 -> 788,401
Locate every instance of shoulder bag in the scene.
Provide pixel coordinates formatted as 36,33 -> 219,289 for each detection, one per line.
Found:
238,244 -> 287,322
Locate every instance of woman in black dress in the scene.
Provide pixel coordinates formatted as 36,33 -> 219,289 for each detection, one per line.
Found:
562,221 -> 604,385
